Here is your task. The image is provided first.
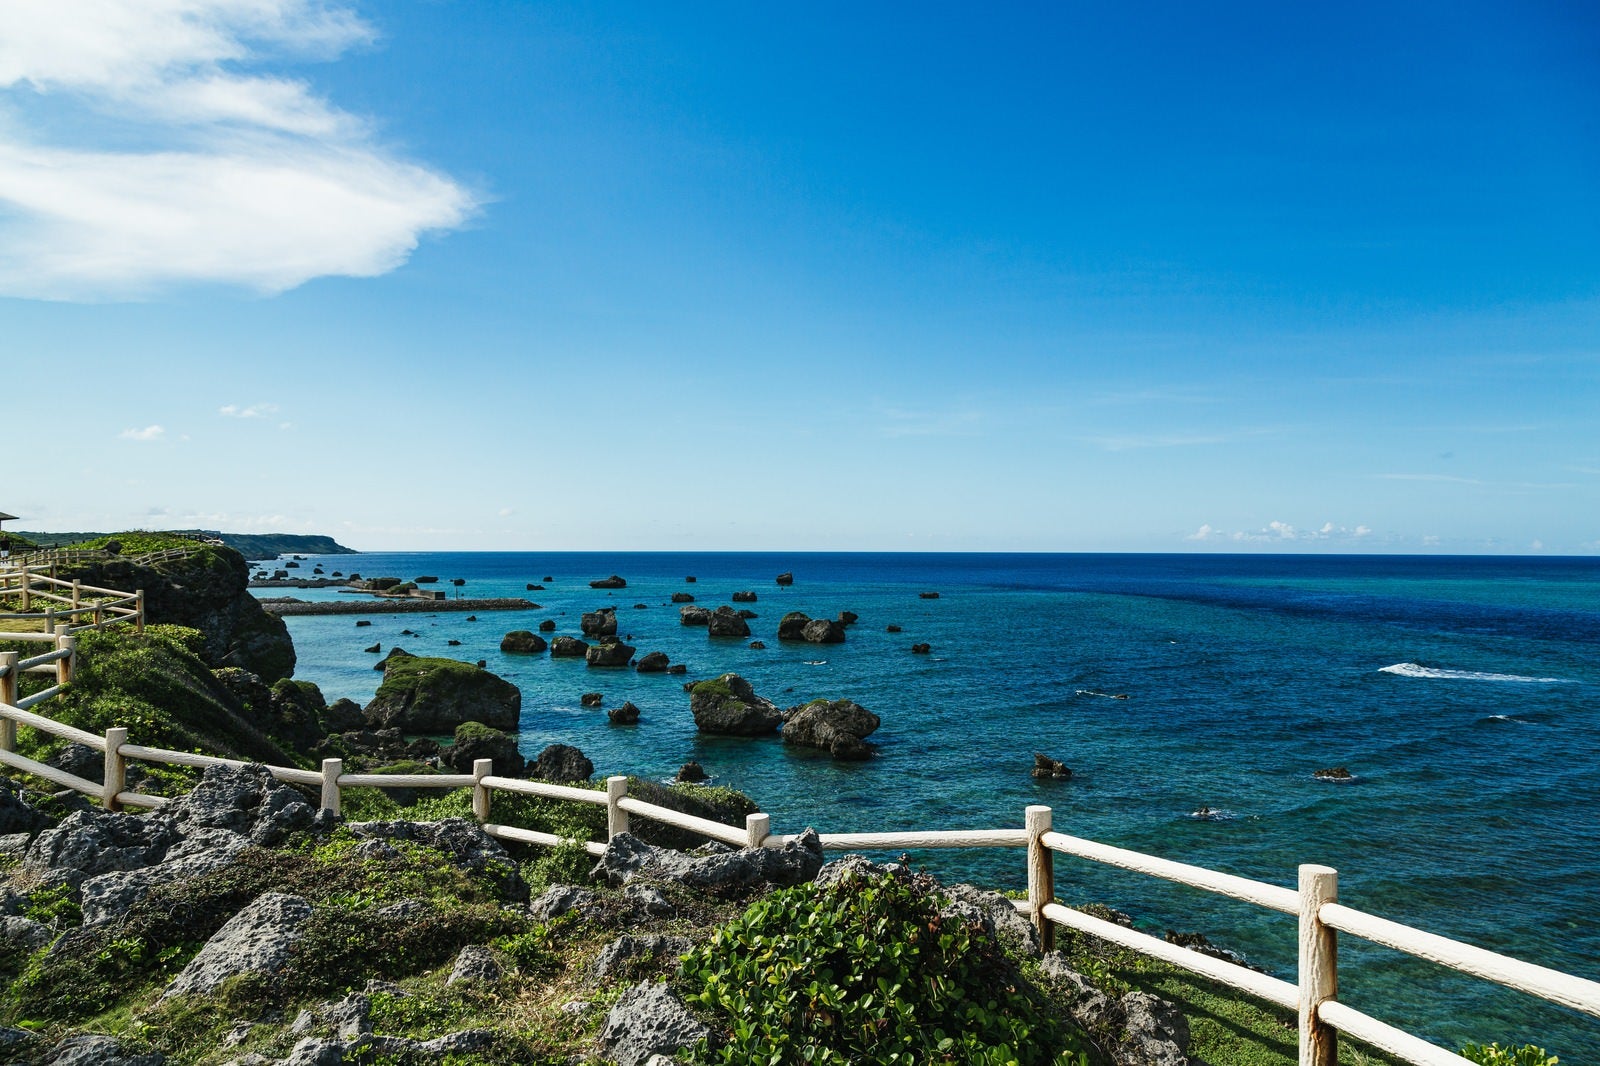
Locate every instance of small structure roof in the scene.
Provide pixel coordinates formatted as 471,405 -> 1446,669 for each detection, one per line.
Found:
0,512 -> 17,523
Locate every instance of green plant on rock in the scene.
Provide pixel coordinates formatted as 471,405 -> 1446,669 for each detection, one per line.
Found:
678,866 -> 1089,1066
1461,1044 -> 1558,1066
22,882 -> 82,929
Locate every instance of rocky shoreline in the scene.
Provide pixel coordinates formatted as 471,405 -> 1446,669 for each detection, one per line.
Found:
258,597 -> 538,616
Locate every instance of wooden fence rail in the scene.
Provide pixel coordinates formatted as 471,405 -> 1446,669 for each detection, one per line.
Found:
1,566 -> 144,635
1,633 -> 1597,1066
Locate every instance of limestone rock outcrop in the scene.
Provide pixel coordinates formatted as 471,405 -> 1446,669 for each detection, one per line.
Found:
782,699 -> 880,760
363,654 -> 520,732
687,673 -> 781,736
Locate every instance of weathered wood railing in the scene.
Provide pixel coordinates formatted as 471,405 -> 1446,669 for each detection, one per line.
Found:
0,651 -> 1595,1066
0,566 -> 144,635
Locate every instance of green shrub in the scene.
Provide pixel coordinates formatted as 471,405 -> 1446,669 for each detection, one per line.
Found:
678,866 -> 1089,1065
1461,1044 -> 1558,1066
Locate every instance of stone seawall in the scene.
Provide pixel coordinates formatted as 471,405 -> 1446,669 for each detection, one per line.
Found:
258,597 -> 538,615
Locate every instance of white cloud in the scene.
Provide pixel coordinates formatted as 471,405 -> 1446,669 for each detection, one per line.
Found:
220,402 -> 277,418
120,424 -> 165,441
497,507 -> 515,517
1187,520 -> 1375,544
0,0 -> 476,300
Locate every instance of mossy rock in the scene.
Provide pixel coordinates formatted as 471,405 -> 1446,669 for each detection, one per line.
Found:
364,656 -> 521,732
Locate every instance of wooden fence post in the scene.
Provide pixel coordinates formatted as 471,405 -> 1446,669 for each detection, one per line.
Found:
19,572 -> 29,611
72,579 -> 81,614
472,759 -> 492,822
0,652 -> 17,752
606,775 -> 629,839
57,631 -> 76,685
745,812 -> 771,848
1298,864 -> 1339,1066
1027,804 -> 1056,953
103,727 -> 128,811
136,590 -> 145,634
321,758 -> 343,817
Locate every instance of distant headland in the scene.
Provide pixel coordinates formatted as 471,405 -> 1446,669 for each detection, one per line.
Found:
10,529 -> 358,559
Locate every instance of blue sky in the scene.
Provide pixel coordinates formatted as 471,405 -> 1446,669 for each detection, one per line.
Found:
2,1 -> 1596,552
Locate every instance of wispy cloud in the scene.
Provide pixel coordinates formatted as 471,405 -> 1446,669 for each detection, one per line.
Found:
1376,473 -> 1483,484
877,406 -> 984,438
119,424 -> 165,441
0,0 -> 477,300
1086,431 -> 1236,451
1186,521 -> 1373,544
1376,473 -> 1574,490
1086,386 -> 1223,407
219,402 -> 278,418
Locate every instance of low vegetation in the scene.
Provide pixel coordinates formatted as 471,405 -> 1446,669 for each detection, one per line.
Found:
13,624 -> 297,773
680,865 -> 1090,1065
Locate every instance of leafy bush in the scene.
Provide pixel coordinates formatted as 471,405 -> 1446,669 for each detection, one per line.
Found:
1461,1044 -> 1558,1066
678,866 -> 1089,1065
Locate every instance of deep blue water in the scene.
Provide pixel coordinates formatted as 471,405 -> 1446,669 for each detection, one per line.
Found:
262,552 -> 1600,1057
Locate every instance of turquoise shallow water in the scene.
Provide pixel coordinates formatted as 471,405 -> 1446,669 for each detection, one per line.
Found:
263,552 -> 1600,1057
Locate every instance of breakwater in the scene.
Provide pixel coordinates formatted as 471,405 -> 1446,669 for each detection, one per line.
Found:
259,597 -> 538,615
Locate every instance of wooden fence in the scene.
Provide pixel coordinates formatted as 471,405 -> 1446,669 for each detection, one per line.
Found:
0,633 -> 1596,1066
0,565 -> 144,635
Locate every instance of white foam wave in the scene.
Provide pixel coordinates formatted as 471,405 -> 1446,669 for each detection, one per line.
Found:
1379,662 -> 1571,684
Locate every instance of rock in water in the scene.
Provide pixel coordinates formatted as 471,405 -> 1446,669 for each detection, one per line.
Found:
550,636 -> 590,658
801,618 -> 845,644
1032,753 -> 1072,779
706,606 -> 751,638
586,640 -> 636,667
500,630 -> 548,654
531,743 -> 593,783
635,651 -> 670,673
363,656 -> 521,732
590,574 -> 627,589
581,609 -> 619,637
445,721 -> 525,777
688,673 -> 781,736
783,699 -> 880,760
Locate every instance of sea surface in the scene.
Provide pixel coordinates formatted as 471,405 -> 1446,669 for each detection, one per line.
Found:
259,552 -> 1600,1058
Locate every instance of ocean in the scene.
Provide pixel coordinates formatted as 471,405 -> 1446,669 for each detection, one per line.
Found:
259,551 -> 1600,1058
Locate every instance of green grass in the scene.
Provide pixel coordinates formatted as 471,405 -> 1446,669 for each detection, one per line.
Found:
15,624 -> 299,771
